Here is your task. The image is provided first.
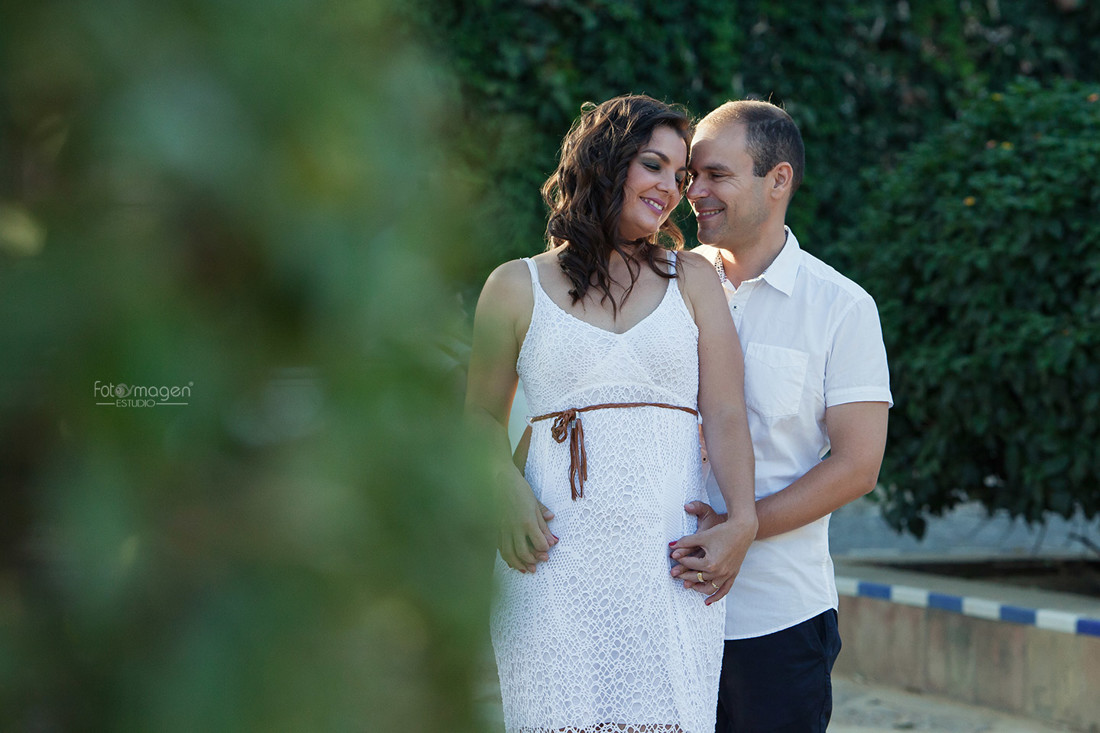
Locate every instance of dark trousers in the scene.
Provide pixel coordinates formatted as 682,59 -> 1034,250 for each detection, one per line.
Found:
715,609 -> 842,733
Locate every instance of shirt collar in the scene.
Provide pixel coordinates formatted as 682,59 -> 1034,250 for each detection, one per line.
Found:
755,226 -> 801,297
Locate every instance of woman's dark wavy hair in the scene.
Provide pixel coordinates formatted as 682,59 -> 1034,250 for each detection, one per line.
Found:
541,94 -> 692,315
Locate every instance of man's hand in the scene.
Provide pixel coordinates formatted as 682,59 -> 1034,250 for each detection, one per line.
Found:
683,500 -> 726,533
669,504 -> 755,604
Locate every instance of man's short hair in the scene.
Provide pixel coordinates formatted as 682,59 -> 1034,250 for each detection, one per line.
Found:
699,100 -> 804,194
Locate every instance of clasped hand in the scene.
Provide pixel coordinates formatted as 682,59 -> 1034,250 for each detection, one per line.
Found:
668,500 -> 754,605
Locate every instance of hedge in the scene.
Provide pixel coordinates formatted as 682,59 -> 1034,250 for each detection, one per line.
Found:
835,78 -> 1100,536
412,0 -> 1100,284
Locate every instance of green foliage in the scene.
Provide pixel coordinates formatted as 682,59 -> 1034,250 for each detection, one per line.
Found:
836,78 -> 1100,537
412,0 -> 1100,283
408,0 -> 1100,533
0,1 -> 496,730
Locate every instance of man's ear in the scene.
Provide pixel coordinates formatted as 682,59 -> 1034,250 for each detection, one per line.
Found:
769,162 -> 794,200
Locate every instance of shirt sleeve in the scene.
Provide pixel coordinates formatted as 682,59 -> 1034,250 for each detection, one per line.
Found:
824,294 -> 893,408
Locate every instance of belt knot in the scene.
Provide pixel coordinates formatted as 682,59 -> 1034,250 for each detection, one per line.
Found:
549,408 -> 577,444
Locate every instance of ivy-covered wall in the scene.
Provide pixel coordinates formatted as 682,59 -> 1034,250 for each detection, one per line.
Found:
415,0 -> 1100,531
415,0 -> 1100,278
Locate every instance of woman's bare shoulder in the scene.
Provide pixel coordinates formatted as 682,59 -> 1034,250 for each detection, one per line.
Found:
529,249 -> 559,264
676,249 -> 717,275
483,257 -> 533,290
675,249 -> 722,294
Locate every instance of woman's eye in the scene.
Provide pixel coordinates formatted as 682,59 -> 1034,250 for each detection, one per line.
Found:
643,161 -> 660,172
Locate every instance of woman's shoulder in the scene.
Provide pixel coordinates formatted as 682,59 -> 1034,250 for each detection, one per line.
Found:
479,256 -> 534,308
487,249 -> 557,275
528,250 -> 560,267
675,248 -> 715,273
485,256 -> 534,282
674,249 -> 722,289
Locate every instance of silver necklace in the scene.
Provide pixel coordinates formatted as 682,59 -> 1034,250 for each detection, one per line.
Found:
712,250 -> 727,282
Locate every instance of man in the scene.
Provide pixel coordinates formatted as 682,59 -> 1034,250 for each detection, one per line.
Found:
671,100 -> 892,731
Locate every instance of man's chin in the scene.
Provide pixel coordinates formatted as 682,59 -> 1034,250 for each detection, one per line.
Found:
694,226 -> 719,245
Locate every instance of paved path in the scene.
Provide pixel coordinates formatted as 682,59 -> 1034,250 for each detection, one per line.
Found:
831,675 -> 1072,732
476,672 -> 1073,731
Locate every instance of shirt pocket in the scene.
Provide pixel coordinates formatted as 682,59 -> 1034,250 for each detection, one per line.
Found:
743,342 -> 808,419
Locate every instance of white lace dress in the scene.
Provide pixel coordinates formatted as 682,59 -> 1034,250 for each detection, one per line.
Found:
490,256 -> 725,733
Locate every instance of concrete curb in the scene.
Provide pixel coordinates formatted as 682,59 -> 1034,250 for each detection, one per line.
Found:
837,575 -> 1100,637
834,561 -> 1100,731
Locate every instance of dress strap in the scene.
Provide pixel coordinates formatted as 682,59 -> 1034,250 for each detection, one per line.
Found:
668,250 -> 678,276
530,401 -> 699,500
522,257 -> 540,285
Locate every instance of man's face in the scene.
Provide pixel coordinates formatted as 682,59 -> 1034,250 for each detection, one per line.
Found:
686,123 -> 769,248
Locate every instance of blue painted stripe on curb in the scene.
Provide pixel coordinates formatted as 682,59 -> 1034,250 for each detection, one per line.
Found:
858,581 -> 892,600
928,592 -> 963,613
999,604 -> 1037,625
837,575 -> 1100,638
1077,618 -> 1100,637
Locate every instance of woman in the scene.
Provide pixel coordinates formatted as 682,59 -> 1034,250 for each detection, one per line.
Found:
465,95 -> 757,733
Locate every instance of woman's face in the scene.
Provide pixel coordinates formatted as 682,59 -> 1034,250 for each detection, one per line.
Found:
617,125 -> 688,242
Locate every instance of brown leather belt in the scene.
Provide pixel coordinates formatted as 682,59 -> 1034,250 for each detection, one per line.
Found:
530,401 -> 699,500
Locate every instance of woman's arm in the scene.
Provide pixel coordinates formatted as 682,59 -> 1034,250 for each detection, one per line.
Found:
465,260 -> 557,573
668,252 -> 757,604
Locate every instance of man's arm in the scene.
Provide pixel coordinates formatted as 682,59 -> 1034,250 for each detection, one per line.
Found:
683,400 -> 888,544
754,400 -> 888,538
677,401 -> 886,595
746,290 -> 892,537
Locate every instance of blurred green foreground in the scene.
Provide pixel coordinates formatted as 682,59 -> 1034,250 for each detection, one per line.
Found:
1,2 -> 497,730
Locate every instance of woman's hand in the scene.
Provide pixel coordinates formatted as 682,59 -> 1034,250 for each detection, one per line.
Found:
497,474 -> 558,573
668,509 -> 756,604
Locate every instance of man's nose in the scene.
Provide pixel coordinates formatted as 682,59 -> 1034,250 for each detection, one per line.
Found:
686,177 -> 703,200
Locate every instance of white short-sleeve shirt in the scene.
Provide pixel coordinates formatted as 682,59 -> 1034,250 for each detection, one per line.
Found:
704,228 -> 893,639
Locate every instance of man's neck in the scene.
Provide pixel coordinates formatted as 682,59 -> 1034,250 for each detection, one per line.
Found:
715,225 -> 788,289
